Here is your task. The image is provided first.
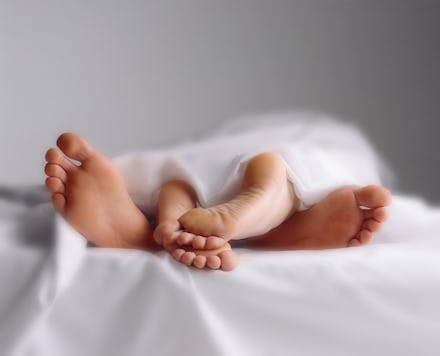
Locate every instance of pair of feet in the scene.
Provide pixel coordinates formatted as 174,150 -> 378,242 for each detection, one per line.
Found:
45,133 -> 392,271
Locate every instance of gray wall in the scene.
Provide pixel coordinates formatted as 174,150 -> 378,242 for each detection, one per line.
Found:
0,1 -> 439,202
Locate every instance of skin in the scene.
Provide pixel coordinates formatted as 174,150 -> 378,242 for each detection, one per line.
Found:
45,133 -> 392,271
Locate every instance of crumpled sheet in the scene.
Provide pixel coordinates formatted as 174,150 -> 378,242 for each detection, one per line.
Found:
1,112 -> 439,356
113,111 -> 392,213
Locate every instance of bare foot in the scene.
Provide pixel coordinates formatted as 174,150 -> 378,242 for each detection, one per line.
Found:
155,222 -> 239,271
154,180 -> 239,271
248,185 -> 392,250
44,133 -> 154,249
178,153 -> 296,245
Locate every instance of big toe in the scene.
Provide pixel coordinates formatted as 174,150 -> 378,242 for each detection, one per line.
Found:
57,132 -> 95,162
154,221 -> 180,245
354,185 -> 392,208
219,250 -> 239,271
178,208 -> 210,231
179,208 -> 225,238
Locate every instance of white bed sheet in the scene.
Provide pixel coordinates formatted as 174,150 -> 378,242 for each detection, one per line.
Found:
0,195 -> 439,356
1,112 -> 439,356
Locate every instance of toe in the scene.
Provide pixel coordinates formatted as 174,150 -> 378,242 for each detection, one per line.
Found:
354,185 -> 392,208
44,163 -> 67,182
363,207 -> 388,222
192,235 -> 208,249
45,177 -> 65,194
206,236 -> 226,249
177,232 -> 196,246
51,193 -> 66,213
193,255 -> 207,269
56,132 -> 95,162
172,248 -> 185,261
178,208 -> 212,235
361,219 -> 382,232
219,249 -> 239,271
348,229 -> 373,247
373,207 -> 388,222
180,252 -> 196,266
154,221 -> 179,245
163,230 -> 181,246
45,148 -> 75,171
153,227 -> 165,245
348,238 -> 361,247
206,255 -> 221,269
358,229 -> 373,244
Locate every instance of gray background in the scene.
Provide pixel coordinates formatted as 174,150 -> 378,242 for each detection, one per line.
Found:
0,1 -> 438,202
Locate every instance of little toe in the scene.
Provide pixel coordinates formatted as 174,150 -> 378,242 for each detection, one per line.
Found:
45,177 -> 65,194
51,193 -> 66,213
172,248 -> 186,261
177,232 -> 196,246
206,255 -> 221,269
45,163 -> 67,182
193,255 -> 207,269
180,252 -> 196,266
219,250 -> 239,271
192,235 -> 208,250
56,132 -> 95,163
206,236 -> 226,250
348,238 -> 361,247
361,219 -> 382,232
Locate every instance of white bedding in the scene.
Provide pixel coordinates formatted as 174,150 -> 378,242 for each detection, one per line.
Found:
1,112 -> 439,356
113,111 -> 391,212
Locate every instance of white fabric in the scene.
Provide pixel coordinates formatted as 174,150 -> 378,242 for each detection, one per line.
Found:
114,111 -> 387,213
1,112 -> 439,356
1,197 -> 440,356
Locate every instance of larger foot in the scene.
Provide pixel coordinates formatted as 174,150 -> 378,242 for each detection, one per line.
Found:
44,133 -> 154,249
178,153 -> 295,244
249,185 -> 392,250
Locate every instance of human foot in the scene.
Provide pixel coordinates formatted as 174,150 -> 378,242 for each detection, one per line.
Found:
44,133 -> 154,249
178,153 -> 296,245
248,185 -> 392,250
154,219 -> 239,271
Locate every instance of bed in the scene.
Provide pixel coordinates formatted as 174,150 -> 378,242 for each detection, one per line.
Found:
1,113 -> 440,356
1,186 -> 440,356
